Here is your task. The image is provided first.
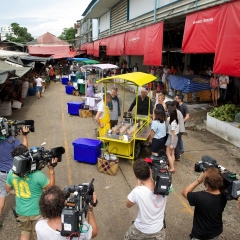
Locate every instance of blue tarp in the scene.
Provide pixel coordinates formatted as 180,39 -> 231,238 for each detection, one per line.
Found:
168,75 -> 211,93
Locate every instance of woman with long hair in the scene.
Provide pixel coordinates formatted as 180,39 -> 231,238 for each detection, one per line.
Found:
165,106 -> 179,173
149,108 -> 166,155
210,73 -> 219,107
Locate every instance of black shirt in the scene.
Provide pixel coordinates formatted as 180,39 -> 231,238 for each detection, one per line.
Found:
187,191 -> 227,239
179,103 -> 189,118
128,96 -> 153,115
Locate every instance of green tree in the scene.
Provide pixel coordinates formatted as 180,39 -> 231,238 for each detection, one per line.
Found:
5,22 -> 34,43
58,27 -> 75,44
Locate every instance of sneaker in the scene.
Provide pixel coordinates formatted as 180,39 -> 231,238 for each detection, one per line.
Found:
180,150 -> 184,156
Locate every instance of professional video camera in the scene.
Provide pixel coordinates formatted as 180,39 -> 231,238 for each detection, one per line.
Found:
12,146 -> 65,178
0,117 -> 34,139
146,150 -> 172,196
195,155 -> 240,200
61,178 -> 98,238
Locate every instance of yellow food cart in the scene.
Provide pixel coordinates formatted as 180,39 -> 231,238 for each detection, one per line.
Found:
96,72 -> 156,163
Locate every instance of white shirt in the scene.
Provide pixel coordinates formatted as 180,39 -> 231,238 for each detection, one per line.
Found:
35,77 -> 43,86
167,119 -> 179,135
35,219 -> 92,240
97,101 -> 105,119
219,76 -> 229,89
128,186 -> 167,234
162,68 -> 170,83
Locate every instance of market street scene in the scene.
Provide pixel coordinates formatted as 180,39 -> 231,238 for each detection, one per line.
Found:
0,1 -> 240,240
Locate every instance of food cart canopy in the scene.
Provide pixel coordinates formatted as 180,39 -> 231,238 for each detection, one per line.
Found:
97,72 -> 156,87
82,64 -> 118,70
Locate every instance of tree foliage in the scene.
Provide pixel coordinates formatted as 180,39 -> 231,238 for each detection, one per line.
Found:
58,27 -> 75,44
5,22 -> 34,43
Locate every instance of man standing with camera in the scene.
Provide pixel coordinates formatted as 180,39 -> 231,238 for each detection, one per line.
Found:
0,126 -> 28,228
125,159 -> 167,240
5,144 -> 57,240
36,185 -> 98,239
182,168 -> 227,240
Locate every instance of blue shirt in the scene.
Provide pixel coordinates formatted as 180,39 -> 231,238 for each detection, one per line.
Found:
151,120 -> 166,139
0,136 -> 21,171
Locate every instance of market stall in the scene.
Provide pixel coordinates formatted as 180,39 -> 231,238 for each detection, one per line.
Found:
82,64 -> 119,107
168,75 -> 211,103
96,72 -> 156,163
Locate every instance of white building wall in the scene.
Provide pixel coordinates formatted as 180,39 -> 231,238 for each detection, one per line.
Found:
99,11 -> 110,33
92,19 -> 99,41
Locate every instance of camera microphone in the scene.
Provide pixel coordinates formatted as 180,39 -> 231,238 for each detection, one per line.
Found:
22,120 -> 35,125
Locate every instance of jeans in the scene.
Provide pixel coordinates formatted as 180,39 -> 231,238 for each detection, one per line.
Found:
175,132 -> 183,159
220,88 -> 227,99
180,138 -> 184,152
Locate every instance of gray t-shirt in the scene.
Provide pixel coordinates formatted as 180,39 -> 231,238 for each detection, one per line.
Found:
179,103 -> 189,119
177,109 -> 185,133
110,97 -> 122,121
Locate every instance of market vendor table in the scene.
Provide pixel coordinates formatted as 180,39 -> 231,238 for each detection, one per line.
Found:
82,97 -> 102,111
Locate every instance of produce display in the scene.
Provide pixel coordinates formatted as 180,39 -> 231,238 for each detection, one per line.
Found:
209,104 -> 240,122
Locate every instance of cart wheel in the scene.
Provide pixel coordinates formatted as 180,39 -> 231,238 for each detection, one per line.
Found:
134,141 -> 141,160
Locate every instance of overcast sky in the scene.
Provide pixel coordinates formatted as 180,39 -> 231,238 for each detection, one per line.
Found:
0,0 -> 91,38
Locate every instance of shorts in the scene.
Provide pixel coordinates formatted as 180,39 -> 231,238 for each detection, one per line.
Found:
125,223 -> 165,240
17,214 -> 41,239
151,137 -> 166,153
36,86 -> 42,92
165,134 -> 178,148
0,171 -> 9,197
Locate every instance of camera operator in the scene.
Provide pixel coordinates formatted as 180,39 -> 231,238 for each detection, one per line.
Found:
125,159 -> 167,240
182,168 -> 227,240
0,126 -> 28,227
36,185 -> 98,239
5,144 -> 57,240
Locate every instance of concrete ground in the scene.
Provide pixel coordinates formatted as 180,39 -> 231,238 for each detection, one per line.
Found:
0,82 -> 240,240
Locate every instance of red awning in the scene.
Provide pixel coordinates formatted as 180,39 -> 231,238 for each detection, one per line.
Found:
106,33 -> 125,56
213,1 -> 240,77
80,44 -> 87,51
28,45 -> 70,56
182,6 -> 221,53
143,22 -> 163,66
100,38 -> 107,46
52,51 -> 78,59
93,40 -> 100,57
87,43 -> 94,55
125,28 -> 145,55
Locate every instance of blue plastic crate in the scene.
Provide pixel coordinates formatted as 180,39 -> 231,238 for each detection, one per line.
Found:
28,88 -> 36,96
72,138 -> 102,164
65,86 -> 74,95
62,77 -> 69,85
67,101 -> 84,115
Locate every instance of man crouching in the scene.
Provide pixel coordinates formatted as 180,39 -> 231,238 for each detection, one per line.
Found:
125,159 -> 167,240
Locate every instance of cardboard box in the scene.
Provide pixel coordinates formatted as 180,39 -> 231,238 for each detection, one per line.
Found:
12,100 -> 22,109
0,101 -> 12,116
79,109 -> 92,118
73,90 -> 80,96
